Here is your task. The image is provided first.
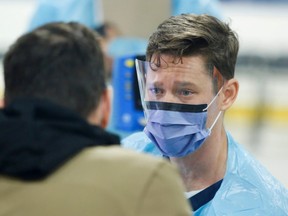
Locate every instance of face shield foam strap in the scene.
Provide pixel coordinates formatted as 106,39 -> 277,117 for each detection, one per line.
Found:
146,101 -> 207,113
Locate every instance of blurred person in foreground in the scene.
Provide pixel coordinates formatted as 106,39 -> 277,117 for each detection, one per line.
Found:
122,14 -> 288,215
0,22 -> 191,216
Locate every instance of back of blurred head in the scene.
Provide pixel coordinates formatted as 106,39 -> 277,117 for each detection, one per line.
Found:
3,22 -> 107,122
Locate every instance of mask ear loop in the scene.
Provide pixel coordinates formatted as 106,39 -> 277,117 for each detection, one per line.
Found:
204,67 -> 224,134
207,111 -> 222,134
203,86 -> 223,111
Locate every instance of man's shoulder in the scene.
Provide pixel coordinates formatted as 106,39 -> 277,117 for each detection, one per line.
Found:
55,145 -> 173,183
223,133 -> 288,213
0,146 -> 188,216
78,145 -> 163,165
227,133 -> 285,188
52,146 -> 187,210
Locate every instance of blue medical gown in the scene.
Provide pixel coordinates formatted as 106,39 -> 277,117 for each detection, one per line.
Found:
122,132 -> 288,215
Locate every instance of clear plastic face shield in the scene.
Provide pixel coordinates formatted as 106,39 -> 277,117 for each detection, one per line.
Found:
135,58 -> 222,115
135,57 -> 223,157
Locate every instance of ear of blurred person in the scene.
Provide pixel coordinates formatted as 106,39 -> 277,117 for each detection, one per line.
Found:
94,21 -> 148,84
0,21 -> 192,216
87,87 -> 111,128
94,22 -> 122,82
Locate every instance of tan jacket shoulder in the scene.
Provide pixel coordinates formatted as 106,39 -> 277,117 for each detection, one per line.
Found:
0,146 -> 191,216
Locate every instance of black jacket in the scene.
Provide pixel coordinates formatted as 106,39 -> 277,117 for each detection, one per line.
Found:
0,98 -> 119,180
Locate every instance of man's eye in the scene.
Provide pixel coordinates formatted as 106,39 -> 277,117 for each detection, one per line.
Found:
177,89 -> 194,96
149,88 -> 164,95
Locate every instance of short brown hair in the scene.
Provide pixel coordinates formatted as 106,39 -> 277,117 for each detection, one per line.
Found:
146,14 -> 239,80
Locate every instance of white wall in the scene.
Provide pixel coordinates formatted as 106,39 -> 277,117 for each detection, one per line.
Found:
0,0 -> 36,53
221,2 -> 288,57
1,1 -> 288,56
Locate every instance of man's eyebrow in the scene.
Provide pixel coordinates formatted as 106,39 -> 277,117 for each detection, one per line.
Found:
146,81 -> 164,87
174,81 -> 197,87
146,81 -> 198,88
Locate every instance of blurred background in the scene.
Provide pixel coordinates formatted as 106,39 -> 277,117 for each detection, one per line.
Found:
0,0 -> 287,187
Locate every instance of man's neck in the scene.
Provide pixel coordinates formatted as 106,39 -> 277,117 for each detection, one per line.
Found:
170,126 -> 228,191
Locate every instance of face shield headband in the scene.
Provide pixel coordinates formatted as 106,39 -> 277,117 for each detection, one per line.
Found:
135,58 -> 223,157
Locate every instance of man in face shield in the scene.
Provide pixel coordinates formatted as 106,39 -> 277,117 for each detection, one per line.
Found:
123,14 -> 288,215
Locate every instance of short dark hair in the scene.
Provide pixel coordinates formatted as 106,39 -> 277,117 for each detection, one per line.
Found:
146,14 -> 239,80
3,22 -> 106,118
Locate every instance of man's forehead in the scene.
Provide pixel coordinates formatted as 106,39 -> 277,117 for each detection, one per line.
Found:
148,64 -> 207,74
146,68 -> 207,88
149,55 -> 209,74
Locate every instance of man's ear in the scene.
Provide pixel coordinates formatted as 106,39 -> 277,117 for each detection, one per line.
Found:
0,98 -> 4,108
87,88 -> 111,128
220,78 -> 239,111
99,87 -> 112,128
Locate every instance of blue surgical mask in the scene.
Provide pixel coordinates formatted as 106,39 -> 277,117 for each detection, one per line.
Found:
144,90 -> 222,158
